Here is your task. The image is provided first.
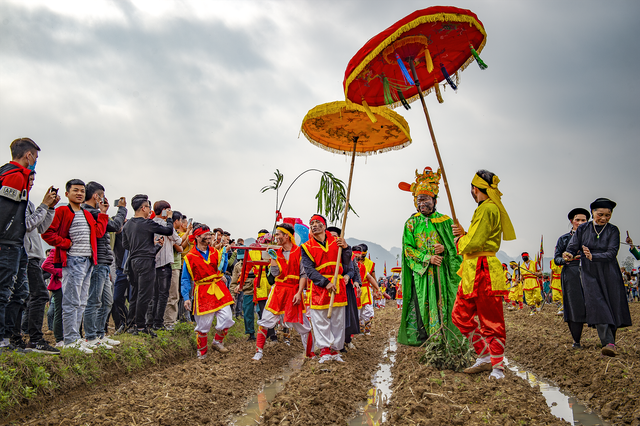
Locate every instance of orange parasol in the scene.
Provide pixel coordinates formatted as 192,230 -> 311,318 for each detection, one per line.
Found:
301,100 -> 411,316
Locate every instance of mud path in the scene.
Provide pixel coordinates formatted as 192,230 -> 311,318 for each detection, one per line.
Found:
257,307 -> 400,426
505,303 -> 640,425
7,332 -> 303,426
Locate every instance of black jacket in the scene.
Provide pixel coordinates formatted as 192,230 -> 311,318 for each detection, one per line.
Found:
122,216 -> 174,261
0,162 -> 31,246
81,203 -> 127,265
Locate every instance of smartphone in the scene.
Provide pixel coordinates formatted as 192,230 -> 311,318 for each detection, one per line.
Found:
161,209 -> 169,217
188,218 -> 193,225
51,187 -> 59,195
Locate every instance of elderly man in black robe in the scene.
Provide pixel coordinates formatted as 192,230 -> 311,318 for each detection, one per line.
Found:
554,208 -> 589,348
563,198 -> 632,357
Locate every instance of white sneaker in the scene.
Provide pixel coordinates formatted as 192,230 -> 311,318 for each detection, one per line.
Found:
332,354 -> 345,363
86,338 -> 112,350
318,354 -> 332,363
463,355 -> 492,374
101,336 -> 121,346
55,341 -> 64,348
489,368 -> 505,380
252,350 -> 263,361
64,339 -> 93,354
348,342 -> 356,350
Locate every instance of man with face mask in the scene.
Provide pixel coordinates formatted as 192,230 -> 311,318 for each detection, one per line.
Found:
0,138 -> 41,353
397,167 -> 464,347
520,252 -> 543,315
181,224 -> 235,359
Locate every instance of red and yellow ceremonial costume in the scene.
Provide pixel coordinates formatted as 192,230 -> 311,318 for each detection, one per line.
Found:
507,264 -> 524,309
452,173 -> 516,371
183,244 -> 235,358
550,259 -> 563,304
302,228 -> 348,356
521,259 -> 542,307
255,243 -> 314,357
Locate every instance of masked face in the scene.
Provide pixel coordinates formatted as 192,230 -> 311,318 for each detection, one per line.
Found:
416,194 -> 435,216
27,151 -> 38,172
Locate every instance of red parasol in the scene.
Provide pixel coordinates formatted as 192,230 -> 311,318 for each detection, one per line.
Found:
343,6 -> 489,224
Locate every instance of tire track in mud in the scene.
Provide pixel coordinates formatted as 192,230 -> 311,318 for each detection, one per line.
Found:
256,307 -> 400,426
505,303 -> 640,425
7,334 -> 303,426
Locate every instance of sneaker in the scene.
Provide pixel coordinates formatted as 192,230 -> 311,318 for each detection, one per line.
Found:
101,336 -> 121,346
211,341 -> 229,353
318,354 -> 333,363
556,310 -> 564,316
28,340 -> 61,355
11,338 -> 27,351
332,354 -> 345,363
601,343 -> 617,357
284,339 -> 291,346
86,338 -> 113,350
114,324 -> 127,335
64,339 -> 93,354
55,341 -> 64,348
138,328 -> 157,338
252,350 -> 263,361
463,356 -> 492,374
197,351 -> 207,360
165,325 -> 175,331
348,342 -> 356,350
572,342 -> 582,349
529,310 -> 536,316
489,368 -> 505,380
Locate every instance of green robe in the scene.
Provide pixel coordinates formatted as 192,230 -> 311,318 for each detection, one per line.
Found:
397,211 -> 463,346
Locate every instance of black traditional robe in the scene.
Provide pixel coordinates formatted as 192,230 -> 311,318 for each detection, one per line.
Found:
566,221 -> 632,328
554,231 -> 586,323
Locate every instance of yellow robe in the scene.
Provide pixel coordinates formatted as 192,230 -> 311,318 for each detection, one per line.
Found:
521,261 -> 542,305
550,259 -> 563,303
456,200 -> 508,297
508,269 -> 524,302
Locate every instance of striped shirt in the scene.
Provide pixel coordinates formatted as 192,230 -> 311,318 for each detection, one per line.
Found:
68,210 -> 92,257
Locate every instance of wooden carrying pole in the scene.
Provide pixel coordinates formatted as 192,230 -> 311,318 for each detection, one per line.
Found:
327,137 -> 358,319
409,59 -> 458,225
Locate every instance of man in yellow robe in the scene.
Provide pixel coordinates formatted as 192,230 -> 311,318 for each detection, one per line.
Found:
507,261 -> 524,310
550,259 -> 563,315
520,252 -> 542,315
452,170 -> 516,380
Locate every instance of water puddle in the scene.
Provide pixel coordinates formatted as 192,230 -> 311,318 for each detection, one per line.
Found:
505,358 -> 608,425
229,355 -> 305,425
348,335 -> 397,426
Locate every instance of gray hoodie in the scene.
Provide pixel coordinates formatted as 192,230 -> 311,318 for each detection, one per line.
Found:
24,201 -> 55,260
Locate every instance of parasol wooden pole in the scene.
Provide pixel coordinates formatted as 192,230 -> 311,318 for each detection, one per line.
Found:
327,137 -> 358,319
409,59 -> 458,225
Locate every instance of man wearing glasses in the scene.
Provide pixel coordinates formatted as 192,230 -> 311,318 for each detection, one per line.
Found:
122,194 -> 174,337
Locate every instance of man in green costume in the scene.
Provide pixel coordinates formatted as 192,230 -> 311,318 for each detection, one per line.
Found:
397,167 -> 463,346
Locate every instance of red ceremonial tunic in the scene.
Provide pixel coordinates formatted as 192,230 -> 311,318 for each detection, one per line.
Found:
184,246 -> 234,315
302,233 -> 348,310
265,245 -> 305,323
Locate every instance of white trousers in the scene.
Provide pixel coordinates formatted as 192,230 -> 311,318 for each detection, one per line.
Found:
194,306 -> 234,334
309,306 -> 345,351
258,308 -> 312,352
360,304 -> 374,323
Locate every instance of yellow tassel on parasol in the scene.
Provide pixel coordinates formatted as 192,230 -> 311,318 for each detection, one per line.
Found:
301,100 -> 411,317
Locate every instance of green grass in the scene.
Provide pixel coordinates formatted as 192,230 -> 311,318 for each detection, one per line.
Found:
0,323 -> 197,416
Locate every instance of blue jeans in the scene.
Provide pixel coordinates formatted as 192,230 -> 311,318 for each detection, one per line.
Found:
0,245 -> 29,341
84,264 -> 110,340
97,278 -> 113,338
61,256 -> 93,344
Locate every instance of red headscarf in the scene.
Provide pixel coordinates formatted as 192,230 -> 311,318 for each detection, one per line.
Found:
189,225 -> 211,243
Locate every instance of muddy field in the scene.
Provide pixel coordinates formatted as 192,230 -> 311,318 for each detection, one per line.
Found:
7,301 -> 638,425
505,302 -> 640,426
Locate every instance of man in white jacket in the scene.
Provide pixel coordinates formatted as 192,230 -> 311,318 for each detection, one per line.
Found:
23,173 -> 60,354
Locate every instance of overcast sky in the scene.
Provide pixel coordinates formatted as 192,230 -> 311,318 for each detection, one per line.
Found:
1,0 -> 639,265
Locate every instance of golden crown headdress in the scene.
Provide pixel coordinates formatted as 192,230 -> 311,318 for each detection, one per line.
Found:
398,167 -> 442,208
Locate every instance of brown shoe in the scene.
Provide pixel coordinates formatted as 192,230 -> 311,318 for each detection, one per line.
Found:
601,344 -> 617,357
211,342 -> 229,353
464,359 -> 493,374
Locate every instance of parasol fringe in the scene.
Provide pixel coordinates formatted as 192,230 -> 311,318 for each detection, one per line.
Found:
440,63 -> 457,91
344,12 -> 487,100
397,90 -> 411,110
395,54 -> 415,86
470,47 -> 488,70
425,48 -> 434,73
361,100 -> 378,123
434,79 -> 444,103
383,77 -> 394,105
300,128 -> 411,157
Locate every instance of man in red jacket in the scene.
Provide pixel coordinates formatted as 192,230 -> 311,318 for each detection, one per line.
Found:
0,137 -> 40,353
43,179 -> 109,354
